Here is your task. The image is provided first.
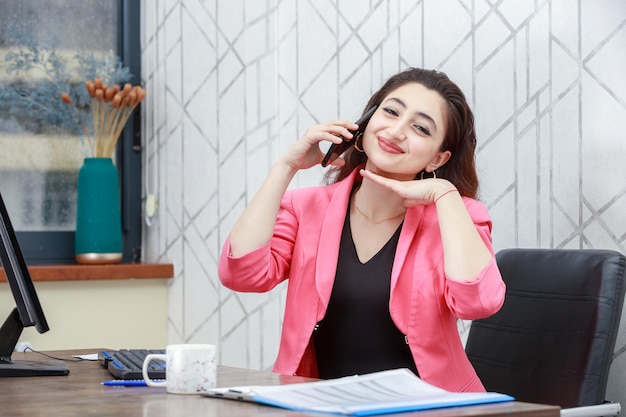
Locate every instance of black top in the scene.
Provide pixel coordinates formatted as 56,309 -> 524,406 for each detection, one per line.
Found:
312,210 -> 418,379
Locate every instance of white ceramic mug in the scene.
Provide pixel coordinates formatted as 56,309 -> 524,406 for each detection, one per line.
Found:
142,344 -> 217,394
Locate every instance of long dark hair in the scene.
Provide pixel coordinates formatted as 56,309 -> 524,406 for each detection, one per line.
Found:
325,68 -> 479,199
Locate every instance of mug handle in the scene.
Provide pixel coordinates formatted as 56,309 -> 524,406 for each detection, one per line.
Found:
142,353 -> 167,387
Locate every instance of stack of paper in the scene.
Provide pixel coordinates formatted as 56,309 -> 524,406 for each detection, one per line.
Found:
205,368 -> 514,416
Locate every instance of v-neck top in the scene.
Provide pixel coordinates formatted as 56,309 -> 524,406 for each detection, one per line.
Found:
312,209 -> 419,379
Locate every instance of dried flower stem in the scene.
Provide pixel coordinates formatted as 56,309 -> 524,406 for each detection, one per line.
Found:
60,92 -> 95,157
62,77 -> 146,158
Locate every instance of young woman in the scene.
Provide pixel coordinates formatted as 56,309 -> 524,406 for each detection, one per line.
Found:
218,68 -> 505,393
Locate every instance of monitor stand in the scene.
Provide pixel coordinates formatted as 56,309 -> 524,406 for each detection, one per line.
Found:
0,308 -> 69,377
0,359 -> 68,377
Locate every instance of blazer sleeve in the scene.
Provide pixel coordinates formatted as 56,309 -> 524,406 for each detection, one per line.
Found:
442,198 -> 506,320
218,192 -> 299,293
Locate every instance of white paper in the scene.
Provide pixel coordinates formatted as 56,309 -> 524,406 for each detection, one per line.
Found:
207,368 -> 514,416
73,353 -> 99,361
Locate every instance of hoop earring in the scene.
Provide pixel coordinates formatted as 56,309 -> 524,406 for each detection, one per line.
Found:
353,133 -> 364,153
420,170 -> 437,180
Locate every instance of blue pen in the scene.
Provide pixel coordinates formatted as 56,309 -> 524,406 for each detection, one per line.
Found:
102,379 -> 164,387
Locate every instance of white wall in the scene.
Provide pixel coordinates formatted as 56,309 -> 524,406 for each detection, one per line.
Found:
141,0 -> 626,404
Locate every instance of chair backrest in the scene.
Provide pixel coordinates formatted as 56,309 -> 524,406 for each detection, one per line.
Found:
465,248 -> 626,408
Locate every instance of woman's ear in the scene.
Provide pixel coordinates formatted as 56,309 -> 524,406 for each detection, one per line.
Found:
426,150 -> 451,172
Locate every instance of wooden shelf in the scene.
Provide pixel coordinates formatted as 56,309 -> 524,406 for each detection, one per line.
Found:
0,263 -> 174,282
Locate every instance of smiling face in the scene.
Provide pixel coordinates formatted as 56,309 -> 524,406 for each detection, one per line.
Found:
362,82 -> 451,181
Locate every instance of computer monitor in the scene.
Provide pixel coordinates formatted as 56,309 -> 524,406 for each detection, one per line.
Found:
0,191 -> 68,376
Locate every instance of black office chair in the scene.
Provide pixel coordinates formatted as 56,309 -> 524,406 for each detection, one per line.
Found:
466,248 -> 626,417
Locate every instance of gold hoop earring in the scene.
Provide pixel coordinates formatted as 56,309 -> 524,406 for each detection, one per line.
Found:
353,133 -> 364,153
420,170 -> 437,180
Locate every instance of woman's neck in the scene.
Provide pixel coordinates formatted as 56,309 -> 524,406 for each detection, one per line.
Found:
352,179 -> 406,223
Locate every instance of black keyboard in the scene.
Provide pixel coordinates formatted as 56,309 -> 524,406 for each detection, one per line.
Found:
98,349 -> 166,380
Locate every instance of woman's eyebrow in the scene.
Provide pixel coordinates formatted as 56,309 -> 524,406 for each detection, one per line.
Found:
385,97 -> 438,131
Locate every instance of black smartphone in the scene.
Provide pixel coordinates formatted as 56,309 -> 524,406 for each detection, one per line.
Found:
321,105 -> 378,167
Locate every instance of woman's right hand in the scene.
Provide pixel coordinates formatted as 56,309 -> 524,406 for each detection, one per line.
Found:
279,120 -> 359,171
228,120 -> 357,256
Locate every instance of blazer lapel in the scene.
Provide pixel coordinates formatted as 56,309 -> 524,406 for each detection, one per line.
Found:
315,172 -> 357,313
390,205 -> 424,299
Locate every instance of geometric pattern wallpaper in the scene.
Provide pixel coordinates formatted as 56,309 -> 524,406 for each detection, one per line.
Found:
141,0 -> 626,402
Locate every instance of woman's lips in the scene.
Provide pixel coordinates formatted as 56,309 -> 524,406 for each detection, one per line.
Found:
377,137 -> 405,154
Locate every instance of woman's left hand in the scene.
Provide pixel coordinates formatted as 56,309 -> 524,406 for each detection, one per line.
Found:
360,169 -> 456,207
361,169 -> 493,282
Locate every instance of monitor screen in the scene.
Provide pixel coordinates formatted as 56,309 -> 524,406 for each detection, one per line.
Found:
0,191 -> 68,376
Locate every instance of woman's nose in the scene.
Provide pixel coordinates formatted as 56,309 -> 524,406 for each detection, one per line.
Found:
387,121 -> 407,140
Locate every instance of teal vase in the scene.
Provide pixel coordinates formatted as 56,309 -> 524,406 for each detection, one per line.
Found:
75,158 -> 123,264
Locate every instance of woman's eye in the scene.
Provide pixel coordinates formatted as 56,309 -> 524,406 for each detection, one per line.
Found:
415,125 -> 431,136
383,107 -> 398,116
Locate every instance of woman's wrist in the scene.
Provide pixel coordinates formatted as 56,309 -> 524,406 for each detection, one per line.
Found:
435,188 -> 460,204
274,157 -> 300,178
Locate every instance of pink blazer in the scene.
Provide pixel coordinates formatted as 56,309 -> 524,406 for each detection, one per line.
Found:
218,168 -> 505,392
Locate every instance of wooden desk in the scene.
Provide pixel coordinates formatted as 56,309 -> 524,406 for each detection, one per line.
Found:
2,349 -> 560,417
